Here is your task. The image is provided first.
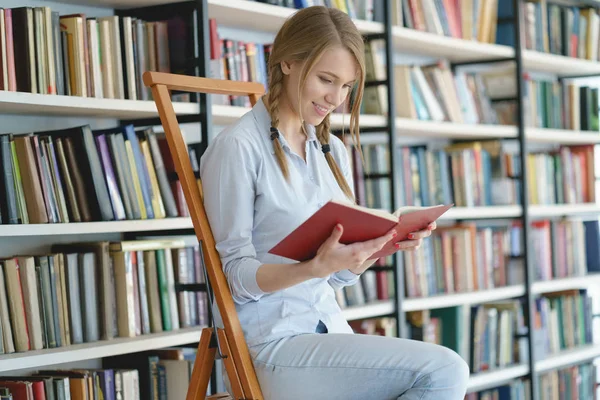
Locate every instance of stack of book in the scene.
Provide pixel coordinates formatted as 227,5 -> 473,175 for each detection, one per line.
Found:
0,238 -> 207,354
0,6 -> 176,101
0,125 -> 198,225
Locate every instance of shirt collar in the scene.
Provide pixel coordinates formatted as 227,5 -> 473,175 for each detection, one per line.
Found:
252,97 -> 320,155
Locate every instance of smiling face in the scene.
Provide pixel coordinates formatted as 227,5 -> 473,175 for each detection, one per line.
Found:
280,45 -> 358,127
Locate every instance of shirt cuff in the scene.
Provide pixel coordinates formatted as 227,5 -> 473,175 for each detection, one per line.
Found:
335,268 -> 361,282
235,257 -> 267,302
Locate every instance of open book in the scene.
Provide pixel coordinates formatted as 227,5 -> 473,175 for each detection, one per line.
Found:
269,200 -> 454,262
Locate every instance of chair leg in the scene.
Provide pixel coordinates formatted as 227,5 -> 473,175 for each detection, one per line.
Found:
218,328 -> 246,399
186,328 -> 217,400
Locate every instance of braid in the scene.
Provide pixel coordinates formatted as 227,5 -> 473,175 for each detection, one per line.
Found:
266,66 -> 290,180
316,114 -> 355,201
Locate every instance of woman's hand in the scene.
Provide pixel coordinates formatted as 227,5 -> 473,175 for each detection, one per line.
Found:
395,221 -> 436,251
348,221 -> 438,275
306,224 -> 397,279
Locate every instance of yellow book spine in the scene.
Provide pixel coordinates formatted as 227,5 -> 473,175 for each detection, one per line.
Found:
125,141 -> 147,219
141,140 -> 165,219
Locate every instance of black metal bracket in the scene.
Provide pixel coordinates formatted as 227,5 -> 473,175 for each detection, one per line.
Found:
365,79 -> 389,87
174,283 -> 208,292
451,56 -> 516,69
363,32 -> 386,41
558,73 -> 600,81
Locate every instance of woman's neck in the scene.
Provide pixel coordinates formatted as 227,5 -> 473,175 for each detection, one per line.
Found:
264,96 -> 304,141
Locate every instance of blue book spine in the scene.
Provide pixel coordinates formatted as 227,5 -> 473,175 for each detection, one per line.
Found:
123,124 -> 155,219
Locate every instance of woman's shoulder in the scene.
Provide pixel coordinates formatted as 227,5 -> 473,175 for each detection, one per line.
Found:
206,109 -> 266,156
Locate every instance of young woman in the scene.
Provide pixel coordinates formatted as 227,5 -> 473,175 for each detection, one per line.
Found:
200,6 -> 469,400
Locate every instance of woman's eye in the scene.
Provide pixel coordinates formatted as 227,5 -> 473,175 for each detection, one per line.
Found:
320,77 -> 332,84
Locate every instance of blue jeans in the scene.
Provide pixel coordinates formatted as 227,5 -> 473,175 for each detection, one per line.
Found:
239,332 -> 470,400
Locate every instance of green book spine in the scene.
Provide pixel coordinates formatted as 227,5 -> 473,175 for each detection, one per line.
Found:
155,249 -> 171,331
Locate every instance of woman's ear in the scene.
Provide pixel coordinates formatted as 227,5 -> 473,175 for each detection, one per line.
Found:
280,60 -> 293,75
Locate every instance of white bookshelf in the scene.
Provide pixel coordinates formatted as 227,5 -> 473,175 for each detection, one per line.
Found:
212,104 -> 387,129
527,128 -> 600,145
532,274 -> 600,294
536,344 -> 600,374
466,365 -> 530,393
403,285 -> 526,312
392,26 -> 513,63
207,0 -> 383,35
522,49 -> 600,76
55,0 -> 181,7
0,217 -> 193,237
529,204 -> 600,218
0,91 -> 198,119
0,327 -> 203,372
442,206 -> 522,220
395,118 -> 517,140
342,300 -> 394,321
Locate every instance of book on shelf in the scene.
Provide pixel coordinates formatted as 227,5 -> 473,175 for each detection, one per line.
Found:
0,124 -> 201,225
497,0 -> 600,63
406,299 -> 529,375
269,200 -> 453,262
0,346 -> 208,400
0,238 -> 207,354
0,5 -> 198,103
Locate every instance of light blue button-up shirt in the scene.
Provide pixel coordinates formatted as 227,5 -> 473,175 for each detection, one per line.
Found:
200,97 -> 360,347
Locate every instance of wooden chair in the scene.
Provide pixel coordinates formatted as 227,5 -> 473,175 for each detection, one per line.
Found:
144,71 -> 266,400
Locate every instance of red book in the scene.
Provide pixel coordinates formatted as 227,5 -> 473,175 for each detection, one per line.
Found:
269,201 -> 453,262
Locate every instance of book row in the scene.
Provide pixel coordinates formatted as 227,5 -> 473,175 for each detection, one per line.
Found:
464,362 -> 597,399
0,6 -> 177,101
348,140 -> 598,211
0,345 -> 202,399
403,222 -> 522,298
390,62 -> 499,125
0,125 -> 195,225
406,300 -> 529,374
336,268 -> 395,308
0,238 -> 207,354
400,217 -> 600,299
259,0 -> 499,44
533,290 -> 593,361
497,1 -> 600,63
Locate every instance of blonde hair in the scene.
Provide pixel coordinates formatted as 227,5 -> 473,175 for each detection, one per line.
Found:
266,6 -> 365,201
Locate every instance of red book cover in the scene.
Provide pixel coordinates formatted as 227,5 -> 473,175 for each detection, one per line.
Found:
269,201 -> 453,262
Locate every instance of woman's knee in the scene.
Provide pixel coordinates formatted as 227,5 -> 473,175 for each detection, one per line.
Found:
423,344 -> 470,390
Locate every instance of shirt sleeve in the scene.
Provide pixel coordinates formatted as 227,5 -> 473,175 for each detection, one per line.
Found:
327,136 -> 360,290
200,133 -> 267,305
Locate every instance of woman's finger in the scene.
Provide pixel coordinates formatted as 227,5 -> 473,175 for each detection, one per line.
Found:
394,239 -> 422,250
407,229 -> 431,240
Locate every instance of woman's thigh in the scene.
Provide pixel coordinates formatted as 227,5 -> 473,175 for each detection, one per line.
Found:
248,333 -> 470,400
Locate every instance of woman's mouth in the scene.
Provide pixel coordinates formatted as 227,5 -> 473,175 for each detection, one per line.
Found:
313,102 -> 330,117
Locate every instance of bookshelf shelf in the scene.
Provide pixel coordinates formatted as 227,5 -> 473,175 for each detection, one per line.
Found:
342,300 -> 394,321
207,0 -> 383,34
0,91 -> 199,119
527,128 -> 600,145
442,206 -> 522,220
403,285 -> 526,312
532,274 -> 600,294
466,365 -> 530,393
536,344 -> 600,373
529,203 -> 600,218
0,218 -> 193,237
522,50 -> 600,76
211,105 -> 387,129
392,27 -> 513,63
395,118 -> 517,140
0,327 -> 204,372
55,0 -> 182,7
